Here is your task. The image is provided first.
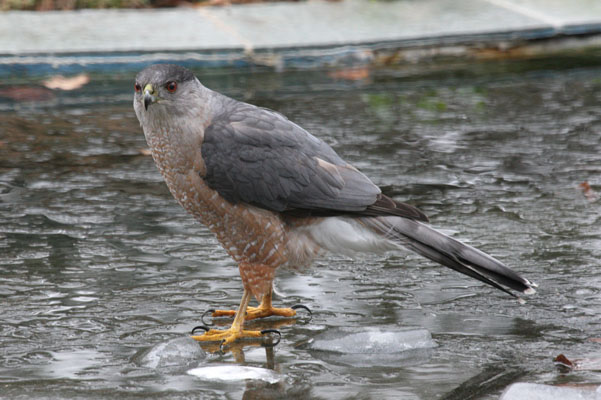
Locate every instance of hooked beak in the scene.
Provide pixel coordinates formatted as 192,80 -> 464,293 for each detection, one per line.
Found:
143,84 -> 156,111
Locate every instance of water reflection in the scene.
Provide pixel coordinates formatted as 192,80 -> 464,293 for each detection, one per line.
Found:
2,62 -> 601,398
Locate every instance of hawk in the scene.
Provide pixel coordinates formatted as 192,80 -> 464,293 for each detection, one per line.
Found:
133,64 -> 537,347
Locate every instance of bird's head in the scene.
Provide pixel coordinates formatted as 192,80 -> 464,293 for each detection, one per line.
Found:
133,64 -> 201,126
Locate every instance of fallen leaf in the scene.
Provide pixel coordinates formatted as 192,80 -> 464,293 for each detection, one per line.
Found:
328,67 -> 370,81
554,353 -> 601,372
554,354 -> 575,370
42,73 -> 90,91
0,86 -> 55,102
579,181 -> 598,202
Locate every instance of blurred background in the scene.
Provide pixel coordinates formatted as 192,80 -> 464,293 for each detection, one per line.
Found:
2,1 -> 601,399
1,0 -> 271,9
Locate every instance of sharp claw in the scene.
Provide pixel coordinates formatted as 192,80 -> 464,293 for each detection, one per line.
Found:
219,339 -> 227,353
191,325 -> 211,335
260,329 -> 281,347
201,309 -> 216,326
291,304 -> 312,322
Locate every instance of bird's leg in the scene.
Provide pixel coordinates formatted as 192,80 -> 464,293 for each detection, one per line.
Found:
210,285 -> 299,321
191,289 -> 263,346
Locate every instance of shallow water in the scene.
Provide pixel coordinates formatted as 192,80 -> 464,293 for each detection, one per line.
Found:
2,60 -> 601,399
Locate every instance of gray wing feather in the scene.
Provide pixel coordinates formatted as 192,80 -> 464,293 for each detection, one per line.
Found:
202,102 -> 380,213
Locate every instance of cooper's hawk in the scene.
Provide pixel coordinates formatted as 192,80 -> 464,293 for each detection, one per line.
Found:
133,64 -> 537,347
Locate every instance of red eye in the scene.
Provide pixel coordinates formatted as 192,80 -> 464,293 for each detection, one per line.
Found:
165,81 -> 177,93
134,83 -> 141,93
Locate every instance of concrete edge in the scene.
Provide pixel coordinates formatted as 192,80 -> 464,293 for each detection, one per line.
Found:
2,25 -> 601,78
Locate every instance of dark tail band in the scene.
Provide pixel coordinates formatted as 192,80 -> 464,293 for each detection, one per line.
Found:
362,216 -> 537,301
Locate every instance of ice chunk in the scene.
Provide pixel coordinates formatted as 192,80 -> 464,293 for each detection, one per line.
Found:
310,326 -> 436,353
500,382 -> 599,400
134,337 -> 206,371
42,349 -> 103,380
308,326 -> 437,367
187,365 -> 282,384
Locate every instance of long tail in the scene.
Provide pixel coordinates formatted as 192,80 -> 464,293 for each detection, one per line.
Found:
361,216 -> 537,301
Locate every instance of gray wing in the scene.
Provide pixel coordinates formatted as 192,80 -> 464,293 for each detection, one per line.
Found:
202,101 -> 427,221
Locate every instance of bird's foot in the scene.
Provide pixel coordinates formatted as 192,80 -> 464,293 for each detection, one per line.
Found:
204,304 -> 311,323
190,325 -> 280,350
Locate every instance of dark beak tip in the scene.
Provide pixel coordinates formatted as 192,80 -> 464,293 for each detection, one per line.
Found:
143,96 -> 151,111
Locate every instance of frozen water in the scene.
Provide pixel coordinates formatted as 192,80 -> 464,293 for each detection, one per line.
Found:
187,365 -> 283,384
5,64 -> 601,399
310,326 -> 437,353
134,337 -> 206,371
500,383 -> 599,400
308,326 -> 437,367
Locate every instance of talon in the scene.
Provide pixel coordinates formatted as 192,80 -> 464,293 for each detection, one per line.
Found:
191,325 -> 210,335
291,304 -> 312,321
260,329 -> 281,347
201,309 -> 216,326
192,290 -> 283,350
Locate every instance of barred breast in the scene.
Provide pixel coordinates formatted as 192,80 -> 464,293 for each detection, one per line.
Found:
145,131 -> 297,270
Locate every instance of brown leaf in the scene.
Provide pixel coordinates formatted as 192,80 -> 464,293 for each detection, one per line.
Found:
42,74 -> 90,91
579,181 -> 598,202
554,354 -> 575,370
0,86 -> 55,102
554,353 -> 601,372
328,67 -> 370,81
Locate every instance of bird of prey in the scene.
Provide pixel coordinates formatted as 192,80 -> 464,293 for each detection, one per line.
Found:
133,64 -> 537,347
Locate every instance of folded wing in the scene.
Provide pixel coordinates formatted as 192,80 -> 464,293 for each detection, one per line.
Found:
202,102 -> 426,221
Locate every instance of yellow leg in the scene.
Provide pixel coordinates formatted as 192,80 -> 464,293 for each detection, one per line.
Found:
211,286 -> 297,321
191,290 -> 263,346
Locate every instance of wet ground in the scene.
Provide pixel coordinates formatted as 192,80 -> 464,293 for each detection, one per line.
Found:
2,58 -> 601,399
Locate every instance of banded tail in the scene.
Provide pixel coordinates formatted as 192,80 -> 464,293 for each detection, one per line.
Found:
309,215 -> 537,302
363,216 -> 537,301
